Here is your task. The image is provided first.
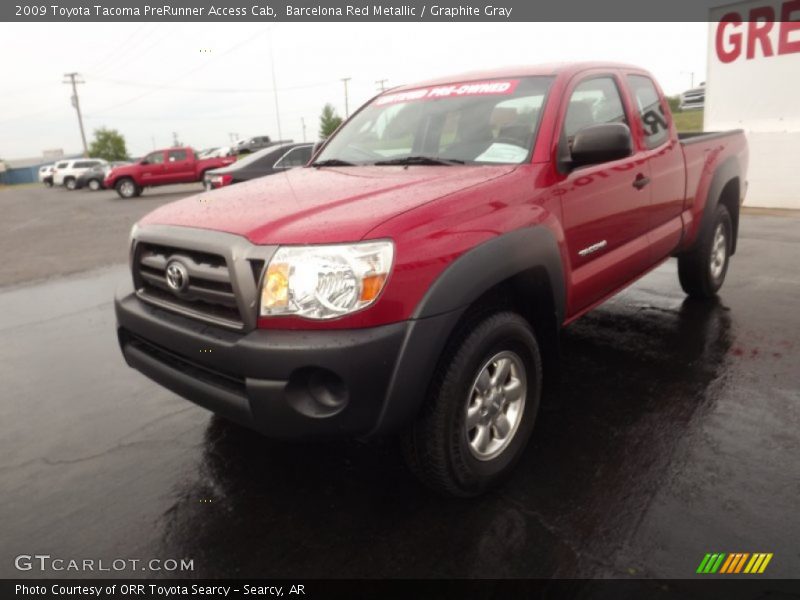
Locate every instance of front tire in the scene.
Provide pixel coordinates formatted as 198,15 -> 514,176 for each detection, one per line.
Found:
402,311 -> 541,497
88,179 -> 101,191
678,204 -> 732,299
115,178 -> 140,199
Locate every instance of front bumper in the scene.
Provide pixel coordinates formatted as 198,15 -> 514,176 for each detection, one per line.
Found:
116,291 -> 461,439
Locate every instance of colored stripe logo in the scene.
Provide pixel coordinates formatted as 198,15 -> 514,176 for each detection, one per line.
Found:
696,553 -> 773,574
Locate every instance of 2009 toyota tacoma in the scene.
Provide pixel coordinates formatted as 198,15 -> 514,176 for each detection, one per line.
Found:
116,63 -> 748,496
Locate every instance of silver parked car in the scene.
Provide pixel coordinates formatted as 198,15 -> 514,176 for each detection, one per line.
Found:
680,82 -> 705,111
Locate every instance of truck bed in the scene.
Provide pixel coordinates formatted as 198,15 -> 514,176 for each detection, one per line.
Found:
678,128 -> 748,252
678,130 -> 744,144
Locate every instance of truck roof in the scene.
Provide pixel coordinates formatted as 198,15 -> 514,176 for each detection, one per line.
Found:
390,62 -> 648,92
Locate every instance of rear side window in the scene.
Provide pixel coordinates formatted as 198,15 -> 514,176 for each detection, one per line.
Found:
168,150 -> 187,162
564,77 -> 628,141
73,161 -> 97,168
56,162 -> 69,168
627,75 -> 669,148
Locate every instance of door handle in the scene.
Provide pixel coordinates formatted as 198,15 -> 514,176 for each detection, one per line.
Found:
633,174 -> 650,190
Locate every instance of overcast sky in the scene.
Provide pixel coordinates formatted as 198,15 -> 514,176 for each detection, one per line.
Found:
0,22 -> 708,159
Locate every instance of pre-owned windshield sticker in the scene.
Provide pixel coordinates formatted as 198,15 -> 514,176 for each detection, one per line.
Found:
374,80 -> 520,106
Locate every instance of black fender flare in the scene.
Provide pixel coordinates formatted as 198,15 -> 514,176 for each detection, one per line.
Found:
369,226 -> 566,435
694,155 -> 742,255
413,226 -> 566,323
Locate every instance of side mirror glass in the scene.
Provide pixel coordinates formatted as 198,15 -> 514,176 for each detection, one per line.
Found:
570,123 -> 632,168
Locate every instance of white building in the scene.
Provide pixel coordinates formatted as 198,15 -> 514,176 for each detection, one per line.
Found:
706,0 -> 800,208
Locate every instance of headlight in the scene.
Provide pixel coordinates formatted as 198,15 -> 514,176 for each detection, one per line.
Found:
260,241 -> 394,320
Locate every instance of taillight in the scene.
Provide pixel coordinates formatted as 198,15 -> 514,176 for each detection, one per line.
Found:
210,174 -> 233,188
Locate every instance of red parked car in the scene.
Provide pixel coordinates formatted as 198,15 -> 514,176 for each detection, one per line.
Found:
116,63 -> 747,496
104,147 -> 235,198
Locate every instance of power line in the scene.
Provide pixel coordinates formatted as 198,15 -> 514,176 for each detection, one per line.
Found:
87,76 -> 337,95
85,26 -> 270,116
63,73 -> 89,157
83,24 -> 154,77
376,79 -> 389,92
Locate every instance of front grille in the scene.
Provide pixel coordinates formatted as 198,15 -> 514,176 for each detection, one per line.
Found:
134,242 -> 244,329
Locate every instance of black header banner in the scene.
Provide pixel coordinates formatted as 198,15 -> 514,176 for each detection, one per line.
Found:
3,0 -> 741,22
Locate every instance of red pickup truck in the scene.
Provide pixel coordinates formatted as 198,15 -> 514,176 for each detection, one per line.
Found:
116,63 -> 748,496
104,147 -> 235,198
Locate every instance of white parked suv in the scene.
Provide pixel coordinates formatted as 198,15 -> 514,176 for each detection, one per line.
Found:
52,158 -> 108,190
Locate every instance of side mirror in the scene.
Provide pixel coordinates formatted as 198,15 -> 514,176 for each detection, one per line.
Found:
570,123 -> 632,168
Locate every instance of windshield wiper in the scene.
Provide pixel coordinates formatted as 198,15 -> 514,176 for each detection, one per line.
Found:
311,159 -> 355,167
372,155 -> 466,166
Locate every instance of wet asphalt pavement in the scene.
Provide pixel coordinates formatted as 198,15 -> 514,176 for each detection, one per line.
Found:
1,186 -> 798,579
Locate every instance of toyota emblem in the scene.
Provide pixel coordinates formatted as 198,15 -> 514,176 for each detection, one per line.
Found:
165,260 -> 189,293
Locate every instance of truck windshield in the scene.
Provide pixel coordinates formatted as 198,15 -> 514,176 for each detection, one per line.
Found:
316,76 -> 553,166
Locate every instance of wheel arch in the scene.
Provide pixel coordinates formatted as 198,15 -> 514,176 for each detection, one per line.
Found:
369,226 -> 565,436
694,156 -> 742,256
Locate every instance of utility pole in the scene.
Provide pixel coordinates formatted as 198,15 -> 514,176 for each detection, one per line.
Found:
63,73 -> 89,157
228,132 -> 238,144
341,77 -> 351,118
300,118 -> 307,142
681,71 -> 695,88
151,136 -> 156,150
268,31 -> 283,140
375,79 -> 388,92
172,132 -> 180,146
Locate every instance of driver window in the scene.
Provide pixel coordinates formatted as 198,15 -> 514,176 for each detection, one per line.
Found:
564,77 -> 628,148
145,152 -> 165,165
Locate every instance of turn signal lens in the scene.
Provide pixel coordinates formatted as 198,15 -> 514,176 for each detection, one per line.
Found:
360,273 -> 388,302
262,263 -> 290,309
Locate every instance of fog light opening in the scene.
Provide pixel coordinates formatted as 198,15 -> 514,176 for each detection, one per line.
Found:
286,367 -> 349,418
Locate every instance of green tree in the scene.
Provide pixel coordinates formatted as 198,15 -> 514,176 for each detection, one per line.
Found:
667,95 -> 682,114
88,127 -> 129,161
319,104 -> 343,139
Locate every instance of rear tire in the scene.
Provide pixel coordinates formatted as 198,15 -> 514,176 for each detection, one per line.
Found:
402,311 -> 541,497
115,178 -> 140,199
678,204 -> 732,299
64,177 -> 76,191
88,179 -> 101,191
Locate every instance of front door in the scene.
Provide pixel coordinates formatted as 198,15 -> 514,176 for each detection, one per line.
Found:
140,151 -> 166,185
556,73 -> 653,316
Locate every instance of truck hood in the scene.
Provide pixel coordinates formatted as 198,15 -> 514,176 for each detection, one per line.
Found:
139,165 -> 517,244
106,163 -> 138,178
